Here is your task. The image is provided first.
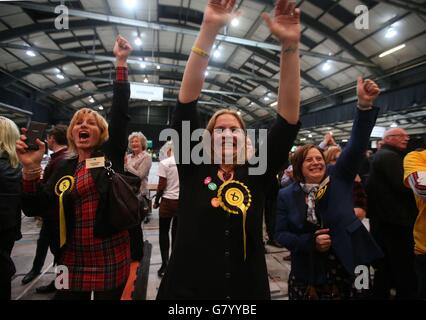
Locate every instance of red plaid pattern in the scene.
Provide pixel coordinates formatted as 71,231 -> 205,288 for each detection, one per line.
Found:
116,67 -> 128,82
60,162 -> 130,291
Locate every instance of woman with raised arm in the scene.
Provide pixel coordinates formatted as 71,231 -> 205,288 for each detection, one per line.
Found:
157,0 -> 301,300
275,78 -> 383,300
16,36 -> 133,300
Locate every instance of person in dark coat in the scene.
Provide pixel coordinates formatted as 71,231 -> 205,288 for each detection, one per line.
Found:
16,35 -> 133,300
275,78 -> 383,300
157,0 -> 301,300
367,128 -> 418,299
0,116 -> 22,300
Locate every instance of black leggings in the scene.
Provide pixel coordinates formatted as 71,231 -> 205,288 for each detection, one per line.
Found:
159,216 -> 177,265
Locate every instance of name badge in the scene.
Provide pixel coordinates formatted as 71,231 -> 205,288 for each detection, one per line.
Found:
85,157 -> 105,169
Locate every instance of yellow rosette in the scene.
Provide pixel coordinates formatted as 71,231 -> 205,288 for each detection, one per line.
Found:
217,180 -> 252,260
54,175 -> 75,248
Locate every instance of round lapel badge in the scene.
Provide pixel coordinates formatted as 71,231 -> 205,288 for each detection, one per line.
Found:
204,176 -> 212,185
211,197 -> 220,208
208,182 -> 217,191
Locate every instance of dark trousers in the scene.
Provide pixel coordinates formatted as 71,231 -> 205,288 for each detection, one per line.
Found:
415,254 -> 426,299
371,222 -> 417,299
31,220 -> 59,272
159,216 -> 177,266
53,284 -> 125,300
128,224 -> 144,261
0,228 -> 16,300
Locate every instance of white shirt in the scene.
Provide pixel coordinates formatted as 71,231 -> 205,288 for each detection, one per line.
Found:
158,156 -> 179,200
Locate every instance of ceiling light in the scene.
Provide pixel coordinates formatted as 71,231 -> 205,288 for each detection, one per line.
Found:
308,134 -> 313,138
54,68 -> 61,74
231,18 -> 239,27
134,37 -> 142,46
322,62 -> 331,71
385,27 -> 397,39
379,44 -> 406,58
204,71 -> 209,77
300,138 -> 306,141
342,139 -> 348,142
156,65 -> 161,70
98,106 -> 104,110
89,97 -> 95,103
26,50 -> 36,57
264,96 -> 270,101
124,0 -> 137,9
56,74 -> 64,80
237,111 -> 241,115
213,50 -> 221,59
390,122 -> 398,128
144,77 -> 148,83
270,101 -> 278,107
140,62 -> 146,68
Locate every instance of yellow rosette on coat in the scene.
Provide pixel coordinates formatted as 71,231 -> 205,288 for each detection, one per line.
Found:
217,180 -> 252,260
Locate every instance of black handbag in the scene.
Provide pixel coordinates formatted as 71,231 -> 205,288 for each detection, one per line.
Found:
105,162 -> 142,231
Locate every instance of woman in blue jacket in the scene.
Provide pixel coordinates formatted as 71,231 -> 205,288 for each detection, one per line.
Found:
275,78 -> 383,299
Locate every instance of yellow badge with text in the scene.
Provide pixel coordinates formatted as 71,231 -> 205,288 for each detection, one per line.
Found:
217,180 -> 252,260
55,176 -> 75,248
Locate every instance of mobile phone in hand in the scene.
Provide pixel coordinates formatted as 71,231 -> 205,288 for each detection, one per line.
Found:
26,121 -> 48,150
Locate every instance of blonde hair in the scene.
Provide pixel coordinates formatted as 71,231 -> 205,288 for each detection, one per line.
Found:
324,146 -> 342,164
66,108 -> 108,157
0,116 -> 20,168
128,132 -> 147,151
205,109 -> 247,164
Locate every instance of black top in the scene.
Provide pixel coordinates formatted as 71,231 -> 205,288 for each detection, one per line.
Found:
367,144 -> 418,227
156,99 -> 300,300
0,154 -> 22,234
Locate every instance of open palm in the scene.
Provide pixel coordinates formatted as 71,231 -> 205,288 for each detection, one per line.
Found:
262,0 -> 301,44
203,0 -> 238,28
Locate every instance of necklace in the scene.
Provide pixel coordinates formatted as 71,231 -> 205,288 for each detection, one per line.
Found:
219,167 -> 234,181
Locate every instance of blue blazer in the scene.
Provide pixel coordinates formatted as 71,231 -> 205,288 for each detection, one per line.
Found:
275,107 -> 383,283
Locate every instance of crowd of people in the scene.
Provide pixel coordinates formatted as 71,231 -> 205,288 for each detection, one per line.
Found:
0,0 -> 425,300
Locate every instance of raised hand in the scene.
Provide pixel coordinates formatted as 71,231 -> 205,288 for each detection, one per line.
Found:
16,128 -> 45,169
203,0 -> 239,29
113,35 -> 132,66
357,77 -> 380,108
262,0 -> 301,44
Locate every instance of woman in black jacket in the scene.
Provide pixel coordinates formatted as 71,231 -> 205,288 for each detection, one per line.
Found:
0,116 -> 22,300
16,36 -> 133,300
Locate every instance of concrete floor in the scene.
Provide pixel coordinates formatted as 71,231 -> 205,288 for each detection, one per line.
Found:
11,212 -> 291,300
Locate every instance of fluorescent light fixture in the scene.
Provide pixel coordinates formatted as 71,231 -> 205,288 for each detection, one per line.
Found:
270,101 -> 278,107
342,139 -> 348,142
300,138 -> 306,141
213,50 -> 221,58
204,71 -> 209,77
56,74 -> 64,80
89,97 -> 95,103
322,62 -> 331,71
237,111 -> 241,115
26,50 -> 36,57
308,134 -> 313,138
379,44 -> 406,58
140,62 -> 146,68
156,65 -> 161,70
385,27 -> 397,39
390,122 -> 398,128
264,96 -> 270,101
124,0 -> 136,9
134,37 -> 142,46
231,18 -> 239,27
98,106 -> 104,110
144,77 -> 149,83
